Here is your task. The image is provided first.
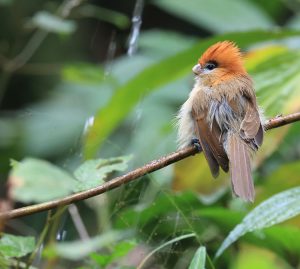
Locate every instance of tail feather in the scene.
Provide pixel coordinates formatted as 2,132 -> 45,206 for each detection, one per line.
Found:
227,134 -> 254,202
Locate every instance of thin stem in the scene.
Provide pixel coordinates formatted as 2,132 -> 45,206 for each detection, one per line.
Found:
0,112 -> 300,220
207,253 -> 216,269
136,233 -> 196,269
68,204 -> 89,240
48,206 -> 67,244
4,30 -> 48,73
26,211 -> 52,269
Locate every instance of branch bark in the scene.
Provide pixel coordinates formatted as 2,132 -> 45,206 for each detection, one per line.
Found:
1,112 -> 300,220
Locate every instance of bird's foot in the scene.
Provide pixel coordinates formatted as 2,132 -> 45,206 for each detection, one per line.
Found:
191,138 -> 202,152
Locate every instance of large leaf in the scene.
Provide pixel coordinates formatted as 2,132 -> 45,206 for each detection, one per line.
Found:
194,207 -> 300,262
0,234 -> 35,258
153,0 -> 274,33
9,158 -> 76,203
216,187 -> 300,257
73,155 -> 132,191
84,29 -> 300,158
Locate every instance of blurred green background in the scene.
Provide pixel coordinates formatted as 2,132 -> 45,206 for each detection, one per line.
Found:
1,0 -> 300,268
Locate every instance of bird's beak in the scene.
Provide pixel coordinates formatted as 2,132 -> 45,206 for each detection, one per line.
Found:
192,64 -> 201,75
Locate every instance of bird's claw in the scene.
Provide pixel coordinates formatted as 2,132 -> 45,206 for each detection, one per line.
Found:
191,138 -> 202,152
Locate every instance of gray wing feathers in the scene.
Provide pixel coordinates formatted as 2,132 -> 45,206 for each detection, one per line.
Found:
240,98 -> 264,147
199,138 -> 220,178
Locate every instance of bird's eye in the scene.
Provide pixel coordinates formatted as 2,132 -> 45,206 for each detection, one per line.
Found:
205,61 -> 218,71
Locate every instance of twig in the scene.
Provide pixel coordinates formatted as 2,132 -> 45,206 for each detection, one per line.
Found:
68,204 -> 90,240
127,0 -> 144,56
264,112 -> 300,130
1,112 -> 300,220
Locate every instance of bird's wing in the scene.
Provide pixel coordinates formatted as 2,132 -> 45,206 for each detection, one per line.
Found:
228,93 -> 263,147
240,100 -> 263,147
191,107 -> 229,177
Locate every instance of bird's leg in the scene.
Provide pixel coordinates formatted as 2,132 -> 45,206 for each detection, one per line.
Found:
191,138 -> 202,151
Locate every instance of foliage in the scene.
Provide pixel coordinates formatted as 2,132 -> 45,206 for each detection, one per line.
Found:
188,246 -> 206,269
9,155 -> 132,201
1,0 -> 300,268
0,234 -> 35,268
0,234 -> 35,258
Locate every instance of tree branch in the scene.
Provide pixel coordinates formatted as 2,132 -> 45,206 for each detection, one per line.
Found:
1,112 -> 300,220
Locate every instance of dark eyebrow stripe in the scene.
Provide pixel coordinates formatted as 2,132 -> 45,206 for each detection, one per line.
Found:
206,60 -> 218,66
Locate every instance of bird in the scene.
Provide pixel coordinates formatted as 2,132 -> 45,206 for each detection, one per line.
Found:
177,41 -> 264,202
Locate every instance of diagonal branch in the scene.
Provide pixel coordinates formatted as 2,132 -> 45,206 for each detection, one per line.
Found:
1,112 -> 300,220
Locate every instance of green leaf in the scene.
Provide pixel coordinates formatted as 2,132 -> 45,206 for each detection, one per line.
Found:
10,158 -> 76,203
216,187 -> 300,257
77,4 -> 130,29
115,191 -> 201,230
138,30 -> 196,58
31,11 -> 76,34
90,240 -> 136,267
196,207 -> 243,232
62,63 -> 106,85
189,246 -> 206,269
245,225 -> 300,262
43,230 -> 132,260
0,234 -> 35,258
153,0 -> 274,33
73,155 -> 132,192
9,159 -> 19,169
84,29 -> 300,158
251,50 -> 300,116
0,253 -> 8,269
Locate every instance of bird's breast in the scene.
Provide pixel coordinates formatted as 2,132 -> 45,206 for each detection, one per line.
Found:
207,98 -> 243,133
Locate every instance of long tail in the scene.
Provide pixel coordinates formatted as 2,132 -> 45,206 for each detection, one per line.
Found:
227,133 -> 254,202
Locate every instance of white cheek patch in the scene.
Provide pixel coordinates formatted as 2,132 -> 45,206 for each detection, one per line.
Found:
202,68 -> 214,75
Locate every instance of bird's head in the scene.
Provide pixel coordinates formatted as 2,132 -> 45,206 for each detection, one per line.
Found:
193,41 -> 247,86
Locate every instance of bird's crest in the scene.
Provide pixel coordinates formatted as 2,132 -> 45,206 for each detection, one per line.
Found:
199,41 -> 246,74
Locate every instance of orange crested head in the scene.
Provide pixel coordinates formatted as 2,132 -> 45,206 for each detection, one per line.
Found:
198,41 -> 246,75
